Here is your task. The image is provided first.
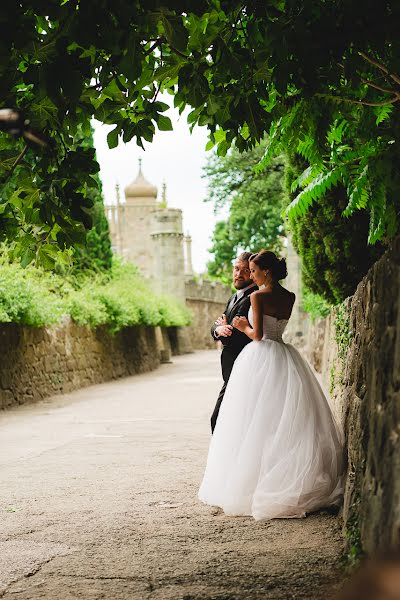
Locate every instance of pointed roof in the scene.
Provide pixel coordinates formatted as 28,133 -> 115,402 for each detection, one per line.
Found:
124,159 -> 158,199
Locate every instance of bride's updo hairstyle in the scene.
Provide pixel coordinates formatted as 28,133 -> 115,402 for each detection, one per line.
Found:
249,250 -> 288,281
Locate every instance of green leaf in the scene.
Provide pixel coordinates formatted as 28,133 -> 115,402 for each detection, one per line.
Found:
9,187 -> 40,209
155,63 -> 182,83
20,248 -> 36,268
160,13 -> 188,53
285,169 -> 342,219
244,98 -> 262,140
290,166 -> 318,193
119,37 -> 142,81
205,139 -> 216,151
30,97 -> 60,128
217,140 -> 230,156
373,104 -> 393,125
327,119 -> 348,145
187,106 -> 202,124
102,80 -> 126,103
343,165 -> 370,217
214,129 -> 226,143
206,96 -> 222,115
37,246 -> 57,270
50,223 -> 62,241
157,115 -> 173,131
107,127 -> 120,149
152,101 -> 170,113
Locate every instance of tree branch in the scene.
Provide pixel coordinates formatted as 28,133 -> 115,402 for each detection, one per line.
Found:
351,96 -> 400,107
359,52 -> 400,87
361,78 -> 396,95
144,38 -> 163,57
168,44 -> 189,59
319,93 -> 400,107
9,145 -> 28,177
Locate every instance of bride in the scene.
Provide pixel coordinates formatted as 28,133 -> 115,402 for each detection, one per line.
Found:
198,250 -> 343,520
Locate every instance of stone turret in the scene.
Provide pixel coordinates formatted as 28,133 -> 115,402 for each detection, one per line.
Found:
120,160 -> 158,274
150,187 -> 185,300
184,233 -> 193,276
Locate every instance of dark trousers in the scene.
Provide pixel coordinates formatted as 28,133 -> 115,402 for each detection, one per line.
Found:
210,350 -> 236,433
210,381 -> 226,433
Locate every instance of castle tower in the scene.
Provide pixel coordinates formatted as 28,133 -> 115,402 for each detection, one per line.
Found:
150,184 -> 185,300
120,159 -> 158,274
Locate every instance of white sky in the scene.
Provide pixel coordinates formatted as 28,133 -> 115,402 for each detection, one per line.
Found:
92,104 -> 225,273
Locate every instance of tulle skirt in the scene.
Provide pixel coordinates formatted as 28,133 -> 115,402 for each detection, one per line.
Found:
198,339 -> 344,520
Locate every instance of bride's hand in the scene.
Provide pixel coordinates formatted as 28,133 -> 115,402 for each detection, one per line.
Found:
232,316 -> 249,332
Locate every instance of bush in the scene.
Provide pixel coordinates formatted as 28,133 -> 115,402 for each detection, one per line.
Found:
285,154 -> 385,304
0,257 -> 192,332
0,262 -> 63,326
301,288 -> 331,321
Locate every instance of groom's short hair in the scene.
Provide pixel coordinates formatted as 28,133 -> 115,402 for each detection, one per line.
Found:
237,251 -> 252,263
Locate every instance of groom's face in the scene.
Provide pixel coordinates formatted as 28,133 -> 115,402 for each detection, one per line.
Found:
233,260 -> 252,290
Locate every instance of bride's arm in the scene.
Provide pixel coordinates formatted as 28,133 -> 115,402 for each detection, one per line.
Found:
232,293 -> 263,341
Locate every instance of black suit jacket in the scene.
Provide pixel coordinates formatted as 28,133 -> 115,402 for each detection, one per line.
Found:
211,285 -> 257,383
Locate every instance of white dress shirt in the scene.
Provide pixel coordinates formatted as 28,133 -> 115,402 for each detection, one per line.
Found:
234,282 -> 256,301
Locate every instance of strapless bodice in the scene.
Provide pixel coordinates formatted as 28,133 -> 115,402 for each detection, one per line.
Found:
248,307 -> 288,342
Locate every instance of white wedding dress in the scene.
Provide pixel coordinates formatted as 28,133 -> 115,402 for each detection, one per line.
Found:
198,308 -> 343,520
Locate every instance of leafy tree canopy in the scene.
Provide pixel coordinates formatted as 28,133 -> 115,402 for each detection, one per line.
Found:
1,0 -> 399,264
204,143 -> 285,283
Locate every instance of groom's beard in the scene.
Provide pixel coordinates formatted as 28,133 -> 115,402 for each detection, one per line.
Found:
234,279 -> 254,290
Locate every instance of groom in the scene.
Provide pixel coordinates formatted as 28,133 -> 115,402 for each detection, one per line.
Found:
210,251 -> 257,432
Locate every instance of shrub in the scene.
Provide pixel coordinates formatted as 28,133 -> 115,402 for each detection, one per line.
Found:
301,288 -> 331,321
285,154 -> 385,304
0,262 -> 63,326
0,257 -> 192,332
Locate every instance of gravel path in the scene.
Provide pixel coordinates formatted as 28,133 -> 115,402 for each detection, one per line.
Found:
0,350 -> 345,599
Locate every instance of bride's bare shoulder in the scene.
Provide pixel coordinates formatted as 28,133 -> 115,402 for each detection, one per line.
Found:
250,289 -> 265,303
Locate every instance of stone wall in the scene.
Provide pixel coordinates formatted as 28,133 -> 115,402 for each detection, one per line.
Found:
306,237 -> 400,555
0,276 -> 231,409
0,319 -> 165,410
185,278 -> 231,349
185,299 -> 227,349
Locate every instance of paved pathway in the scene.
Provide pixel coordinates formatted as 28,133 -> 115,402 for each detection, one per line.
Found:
0,350 -> 345,599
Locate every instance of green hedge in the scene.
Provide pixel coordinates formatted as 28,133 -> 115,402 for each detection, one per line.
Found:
0,258 -> 192,333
